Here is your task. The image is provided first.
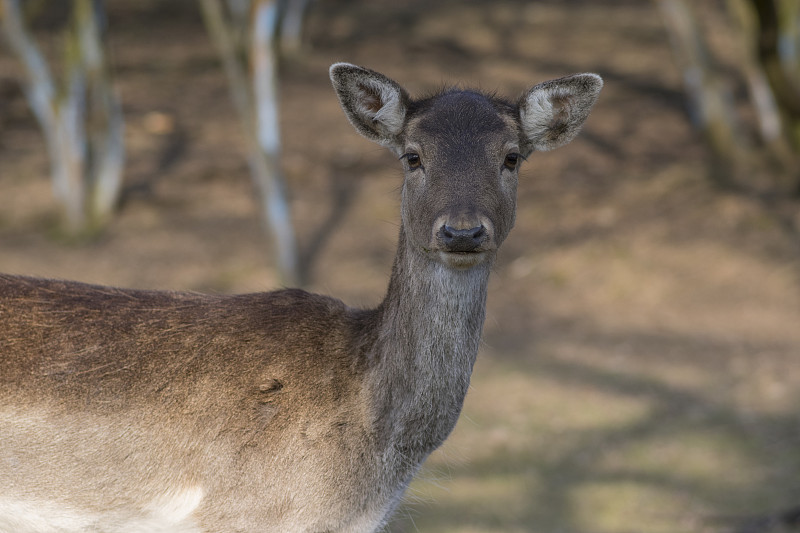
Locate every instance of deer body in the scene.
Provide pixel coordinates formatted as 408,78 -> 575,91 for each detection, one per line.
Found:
0,64 -> 601,532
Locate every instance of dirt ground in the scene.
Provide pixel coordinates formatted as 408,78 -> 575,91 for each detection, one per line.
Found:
2,1 -> 800,532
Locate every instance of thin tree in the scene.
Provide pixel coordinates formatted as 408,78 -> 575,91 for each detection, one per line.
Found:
746,0 -> 800,151
656,0 -> 800,192
1,0 -> 124,235
200,0 -> 299,285
656,0 -> 743,175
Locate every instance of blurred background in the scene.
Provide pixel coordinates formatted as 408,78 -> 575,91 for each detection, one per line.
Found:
1,0 -> 800,531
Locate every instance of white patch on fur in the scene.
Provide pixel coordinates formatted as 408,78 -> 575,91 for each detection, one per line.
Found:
0,498 -> 93,532
520,74 -> 603,152
0,488 -> 204,533
357,78 -> 405,136
146,486 -> 205,525
520,85 -> 577,152
520,87 -> 557,141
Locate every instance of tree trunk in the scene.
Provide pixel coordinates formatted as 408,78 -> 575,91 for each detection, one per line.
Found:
201,0 -> 299,285
655,0 -> 743,181
1,0 -> 124,235
749,0 -> 800,149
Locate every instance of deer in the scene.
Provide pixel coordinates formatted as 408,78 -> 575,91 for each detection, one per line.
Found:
0,63 -> 602,532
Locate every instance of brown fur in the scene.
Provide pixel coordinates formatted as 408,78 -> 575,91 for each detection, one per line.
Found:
0,63 -> 601,532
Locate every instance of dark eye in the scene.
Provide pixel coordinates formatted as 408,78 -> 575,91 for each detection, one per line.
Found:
503,153 -> 520,170
403,152 -> 422,170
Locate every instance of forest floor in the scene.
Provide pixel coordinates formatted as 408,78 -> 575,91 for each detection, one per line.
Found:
1,1 -> 800,532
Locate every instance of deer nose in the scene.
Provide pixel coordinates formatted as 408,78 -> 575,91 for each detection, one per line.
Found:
439,224 -> 487,252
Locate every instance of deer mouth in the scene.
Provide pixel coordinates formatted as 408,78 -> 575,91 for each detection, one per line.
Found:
446,249 -> 485,256
437,248 -> 491,268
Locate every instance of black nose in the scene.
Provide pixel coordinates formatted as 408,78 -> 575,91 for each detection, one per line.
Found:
439,224 -> 487,252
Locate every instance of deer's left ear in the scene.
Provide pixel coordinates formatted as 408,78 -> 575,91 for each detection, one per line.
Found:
330,63 -> 409,149
519,73 -> 603,153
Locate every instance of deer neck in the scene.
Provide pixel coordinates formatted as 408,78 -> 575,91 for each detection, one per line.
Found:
369,227 -> 492,458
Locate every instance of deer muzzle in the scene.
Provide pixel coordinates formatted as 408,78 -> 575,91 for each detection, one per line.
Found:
438,224 -> 487,253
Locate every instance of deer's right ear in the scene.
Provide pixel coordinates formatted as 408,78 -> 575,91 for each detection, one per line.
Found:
330,63 -> 408,149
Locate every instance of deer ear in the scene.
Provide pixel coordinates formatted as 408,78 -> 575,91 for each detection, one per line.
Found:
519,73 -> 603,152
330,63 -> 408,148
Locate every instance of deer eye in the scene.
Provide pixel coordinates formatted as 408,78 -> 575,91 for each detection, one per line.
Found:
503,153 -> 520,171
402,152 -> 422,170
